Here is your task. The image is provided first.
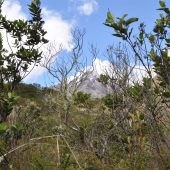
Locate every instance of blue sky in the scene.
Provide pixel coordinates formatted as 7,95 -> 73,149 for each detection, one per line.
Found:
2,0 -> 170,86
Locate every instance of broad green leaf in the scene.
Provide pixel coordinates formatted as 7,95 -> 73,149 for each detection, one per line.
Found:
121,28 -> 128,34
117,14 -> 128,24
165,38 -> 170,43
125,17 -> 138,26
112,33 -> 122,38
157,7 -> 170,14
128,28 -> 133,37
149,35 -> 155,43
150,48 -> 155,58
106,11 -> 114,24
0,123 -> 7,134
139,33 -> 143,40
8,92 -> 15,99
166,43 -> 170,47
122,14 -> 128,19
110,23 -> 120,30
33,0 -> 40,5
159,1 -> 166,7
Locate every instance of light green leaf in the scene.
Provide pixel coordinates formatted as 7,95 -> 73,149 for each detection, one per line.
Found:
0,123 -> 7,134
149,35 -> 155,43
125,17 -> 138,26
159,1 -> 166,7
150,48 -> 155,58
8,92 -> 15,99
106,10 -> 114,24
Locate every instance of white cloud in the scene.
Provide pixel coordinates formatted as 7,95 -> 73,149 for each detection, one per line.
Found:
72,58 -> 154,85
25,8 -> 75,82
77,0 -> 98,16
2,0 -> 26,20
1,0 -> 27,53
131,66 -> 148,82
42,8 -> 74,51
92,58 -> 111,75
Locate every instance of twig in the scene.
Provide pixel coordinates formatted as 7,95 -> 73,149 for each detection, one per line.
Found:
61,135 -> 83,170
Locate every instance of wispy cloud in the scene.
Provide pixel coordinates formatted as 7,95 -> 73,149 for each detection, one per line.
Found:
70,0 -> 98,16
78,0 -> 98,16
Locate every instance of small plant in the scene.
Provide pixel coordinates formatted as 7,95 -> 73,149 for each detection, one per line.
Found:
74,91 -> 91,105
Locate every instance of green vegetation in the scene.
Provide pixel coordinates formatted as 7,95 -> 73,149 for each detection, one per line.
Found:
74,91 -> 91,105
0,0 -> 48,123
1,0 -> 170,169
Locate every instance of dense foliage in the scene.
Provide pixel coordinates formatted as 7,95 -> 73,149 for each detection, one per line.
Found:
1,1 -> 170,170
0,0 -> 48,123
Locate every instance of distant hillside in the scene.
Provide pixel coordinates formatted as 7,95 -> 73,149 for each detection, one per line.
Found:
77,71 -> 112,98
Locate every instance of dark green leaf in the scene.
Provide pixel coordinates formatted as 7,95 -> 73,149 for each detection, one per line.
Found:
112,33 -> 122,38
165,38 -> 170,43
122,14 -> 128,19
149,35 -> 155,43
